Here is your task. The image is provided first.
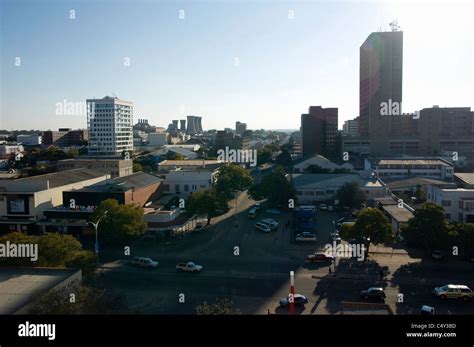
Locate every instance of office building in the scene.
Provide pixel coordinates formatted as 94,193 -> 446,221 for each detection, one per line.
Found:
365,158 -> 454,180
57,158 -> 133,178
16,134 -> 42,146
42,128 -> 88,147
427,184 -> 474,223
359,29 -> 403,154
301,106 -> 338,158
342,118 -> 359,136
87,96 -> 134,157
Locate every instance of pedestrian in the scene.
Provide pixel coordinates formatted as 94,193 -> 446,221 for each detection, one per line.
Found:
379,269 -> 384,280
267,308 -> 270,315
328,267 -> 332,275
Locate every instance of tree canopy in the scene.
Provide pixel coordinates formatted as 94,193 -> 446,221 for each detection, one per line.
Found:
249,166 -> 295,208
335,181 -> 367,211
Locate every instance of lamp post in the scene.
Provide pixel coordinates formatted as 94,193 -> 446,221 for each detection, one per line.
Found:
88,210 -> 108,264
290,271 -> 295,315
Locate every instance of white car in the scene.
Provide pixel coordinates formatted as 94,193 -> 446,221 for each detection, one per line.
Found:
176,262 -> 203,272
261,218 -> 279,230
319,204 -> 328,211
132,256 -> 158,268
295,232 -> 317,243
327,206 -> 334,212
255,222 -> 271,233
432,284 -> 473,300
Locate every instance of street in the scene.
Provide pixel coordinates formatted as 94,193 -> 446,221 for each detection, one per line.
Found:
99,192 -> 474,314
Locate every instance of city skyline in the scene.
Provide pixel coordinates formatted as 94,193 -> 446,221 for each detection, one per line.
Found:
1,1 -> 473,131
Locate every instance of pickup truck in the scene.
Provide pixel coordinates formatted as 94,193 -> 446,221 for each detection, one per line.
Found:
176,262 -> 203,272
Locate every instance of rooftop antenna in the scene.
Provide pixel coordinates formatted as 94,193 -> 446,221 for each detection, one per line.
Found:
389,20 -> 400,32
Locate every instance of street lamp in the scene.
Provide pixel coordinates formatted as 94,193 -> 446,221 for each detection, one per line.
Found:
88,210 -> 108,264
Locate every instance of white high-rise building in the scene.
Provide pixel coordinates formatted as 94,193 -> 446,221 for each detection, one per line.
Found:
87,96 -> 134,157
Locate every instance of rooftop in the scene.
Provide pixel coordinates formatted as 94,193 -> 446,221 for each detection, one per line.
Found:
292,173 -> 384,188
384,177 -> 451,190
0,168 -> 107,192
382,205 -> 414,222
0,267 -> 81,314
377,159 -> 452,167
74,171 -> 162,192
158,160 -> 223,167
454,173 -> 474,186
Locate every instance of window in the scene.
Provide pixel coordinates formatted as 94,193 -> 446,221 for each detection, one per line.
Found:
445,213 -> 451,219
192,185 -> 197,191
442,200 -> 451,207
184,184 -> 189,192
175,184 -> 180,192
304,191 -> 314,196
162,184 -> 170,192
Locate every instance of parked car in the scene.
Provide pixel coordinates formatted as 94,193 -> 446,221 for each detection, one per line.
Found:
319,204 -> 328,211
266,208 -> 281,215
255,222 -> 272,233
254,203 -> 261,211
332,234 -> 342,244
176,262 -> 203,272
194,224 -> 206,232
132,256 -> 158,268
360,287 -> 386,301
248,207 -> 257,219
261,218 -> 279,230
431,250 -> 444,260
295,232 -> 317,243
307,252 -> 334,263
432,284 -> 473,301
327,205 -> 334,212
419,305 -> 435,315
279,294 -> 309,307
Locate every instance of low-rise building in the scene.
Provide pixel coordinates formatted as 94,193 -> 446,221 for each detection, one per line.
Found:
293,154 -> 353,173
383,177 -> 454,196
0,169 -> 108,233
57,158 -> 133,178
17,134 -> 42,146
161,169 -> 216,197
365,158 -> 454,181
427,185 -> 474,223
292,173 -> 387,204
158,159 -> 224,173
0,144 -> 24,159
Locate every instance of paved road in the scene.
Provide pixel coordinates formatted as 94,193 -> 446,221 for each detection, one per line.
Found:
99,194 -> 474,315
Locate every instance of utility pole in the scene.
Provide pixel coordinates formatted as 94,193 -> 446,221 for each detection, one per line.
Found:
290,271 -> 295,315
88,210 -> 108,264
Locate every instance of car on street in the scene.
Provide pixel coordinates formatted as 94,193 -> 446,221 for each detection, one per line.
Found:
266,208 -> 281,215
432,284 -> 473,301
431,250 -> 444,260
132,256 -> 158,268
248,207 -> 257,219
261,218 -> 279,230
255,222 -> 272,233
332,234 -> 342,244
319,204 -> 328,211
279,294 -> 309,307
194,224 -> 206,232
254,203 -> 261,211
307,252 -> 334,263
295,232 -> 317,243
419,305 -> 435,315
327,205 -> 334,212
360,287 -> 386,301
176,262 -> 203,272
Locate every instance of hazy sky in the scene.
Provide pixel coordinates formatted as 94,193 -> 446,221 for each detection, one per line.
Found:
1,0 -> 472,131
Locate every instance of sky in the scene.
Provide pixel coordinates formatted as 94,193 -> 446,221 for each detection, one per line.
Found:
0,0 -> 473,131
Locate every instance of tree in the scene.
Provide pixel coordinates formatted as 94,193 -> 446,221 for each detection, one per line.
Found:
214,163 -> 253,200
455,223 -> 474,258
275,148 -> 292,171
257,147 -> 272,165
195,298 -> 241,315
249,166 -> 295,208
186,189 -> 225,224
352,208 -> 395,245
414,185 -> 427,203
93,199 -> 147,244
132,162 -> 143,172
0,232 -> 96,276
401,203 -> 451,250
166,151 -> 185,160
29,283 -> 130,314
335,181 -> 367,211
